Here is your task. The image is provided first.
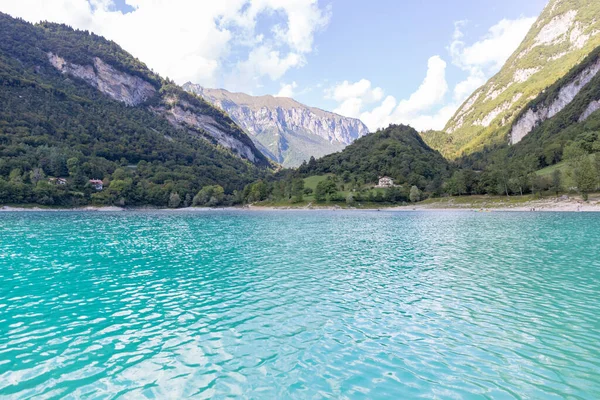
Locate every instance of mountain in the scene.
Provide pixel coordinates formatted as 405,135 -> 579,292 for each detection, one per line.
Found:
298,124 -> 450,191
494,45 -> 600,168
183,84 -> 370,167
509,44 -> 600,145
436,44 -> 600,199
0,13 -> 269,206
435,0 -> 600,158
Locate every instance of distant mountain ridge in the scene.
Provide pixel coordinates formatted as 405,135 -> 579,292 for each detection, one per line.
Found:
183,84 -> 370,167
433,0 -> 600,158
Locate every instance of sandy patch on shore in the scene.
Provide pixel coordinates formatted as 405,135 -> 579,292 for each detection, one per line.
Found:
402,196 -> 600,212
2,195 -> 600,213
0,206 -> 125,212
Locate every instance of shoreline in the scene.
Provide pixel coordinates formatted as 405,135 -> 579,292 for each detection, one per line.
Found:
2,196 -> 600,213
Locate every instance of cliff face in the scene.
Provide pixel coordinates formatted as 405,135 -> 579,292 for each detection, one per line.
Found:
48,53 -> 156,106
157,94 -> 263,164
507,45 -> 600,146
510,54 -> 600,144
183,84 -> 370,167
440,0 -> 600,157
47,53 -> 268,166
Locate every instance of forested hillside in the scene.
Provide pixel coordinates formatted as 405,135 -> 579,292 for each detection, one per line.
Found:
464,45 -> 600,170
235,125 -> 450,206
298,125 -> 450,191
450,45 -> 600,200
0,13 -> 269,207
432,0 -> 600,158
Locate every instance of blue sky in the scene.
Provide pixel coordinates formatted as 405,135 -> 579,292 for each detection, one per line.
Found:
300,0 -> 546,107
1,0 -> 548,130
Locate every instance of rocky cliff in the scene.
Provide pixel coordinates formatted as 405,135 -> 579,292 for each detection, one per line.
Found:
48,53 -> 156,106
509,51 -> 600,143
505,45 -> 600,148
47,53 -> 268,166
183,84 -> 370,167
439,0 -> 600,157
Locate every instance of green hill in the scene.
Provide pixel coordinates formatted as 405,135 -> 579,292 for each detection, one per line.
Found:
435,0 -> 600,158
298,124 -> 450,192
235,125 -> 450,206
0,13 -> 270,207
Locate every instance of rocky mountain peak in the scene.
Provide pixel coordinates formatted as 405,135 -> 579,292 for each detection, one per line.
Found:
183,83 -> 370,167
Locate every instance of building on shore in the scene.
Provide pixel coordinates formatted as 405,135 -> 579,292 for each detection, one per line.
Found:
375,176 -> 394,188
49,177 -> 67,185
89,179 -> 104,191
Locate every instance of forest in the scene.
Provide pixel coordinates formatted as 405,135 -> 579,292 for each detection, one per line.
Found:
0,13 -> 269,207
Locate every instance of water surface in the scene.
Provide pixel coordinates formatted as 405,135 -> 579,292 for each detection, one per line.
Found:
1,211 -> 599,399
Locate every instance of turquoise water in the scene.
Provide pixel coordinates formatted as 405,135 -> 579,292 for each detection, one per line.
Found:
1,211 -> 600,399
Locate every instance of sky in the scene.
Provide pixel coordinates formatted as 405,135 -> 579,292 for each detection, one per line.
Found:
0,0 -> 548,131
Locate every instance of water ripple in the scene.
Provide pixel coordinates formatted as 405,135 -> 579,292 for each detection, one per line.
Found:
0,211 -> 599,398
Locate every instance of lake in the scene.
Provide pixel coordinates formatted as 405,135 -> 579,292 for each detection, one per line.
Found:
1,210 -> 599,399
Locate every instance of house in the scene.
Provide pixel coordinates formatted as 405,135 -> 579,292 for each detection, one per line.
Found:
376,176 -> 394,188
89,179 -> 103,191
49,177 -> 67,185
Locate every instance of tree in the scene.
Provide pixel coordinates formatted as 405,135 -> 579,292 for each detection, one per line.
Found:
550,169 -> 562,197
446,170 -> 467,196
572,157 -> 596,201
308,156 -> 317,169
346,193 -> 355,206
595,154 -> 600,191
291,178 -> 305,203
314,182 -> 326,202
314,178 -> 337,202
385,186 -> 403,203
67,157 -> 80,177
565,143 -> 597,201
531,174 -> 549,197
181,193 -> 190,208
488,158 -> 510,197
245,181 -> 268,203
29,168 -> 46,185
9,169 -> 23,184
564,142 -> 587,161
193,185 -> 225,206
544,143 -> 562,165
409,186 -> 421,203
168,192 -> 181,208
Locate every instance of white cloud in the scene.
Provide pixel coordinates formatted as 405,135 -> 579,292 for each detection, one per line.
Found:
326,79 -> 384,118
329,16 -> 536,132
268,0 -> 331,53
275,81 -> 298,97
448,17 -> 535,107
328,79 -> 384,103
393,56 -> 448,116
330,56 -> 450,131
450,17 -> 536,73
0,0 -> 330,89
359,96 -> 396,130
226,46 -> 305,93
